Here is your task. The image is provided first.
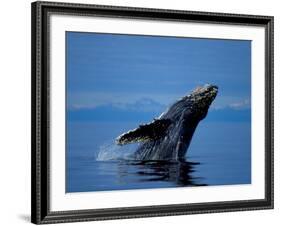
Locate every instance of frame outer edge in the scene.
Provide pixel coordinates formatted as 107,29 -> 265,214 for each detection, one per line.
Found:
269,17 -> 274,209
264,16 -> 274,209
35,0 -> 273,20
32,1 -> 46,224
31,1 -> 39,224
31,1 -> 274,224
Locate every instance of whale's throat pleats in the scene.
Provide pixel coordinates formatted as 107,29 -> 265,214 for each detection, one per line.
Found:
116,119 -> 172,145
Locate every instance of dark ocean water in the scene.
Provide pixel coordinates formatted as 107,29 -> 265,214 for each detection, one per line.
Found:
66,121 -> 251,193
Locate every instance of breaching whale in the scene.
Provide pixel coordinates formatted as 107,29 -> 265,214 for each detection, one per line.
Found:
116,84 -> 218,161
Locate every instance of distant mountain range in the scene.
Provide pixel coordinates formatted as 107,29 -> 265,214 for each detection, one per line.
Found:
67,98 -> 250,123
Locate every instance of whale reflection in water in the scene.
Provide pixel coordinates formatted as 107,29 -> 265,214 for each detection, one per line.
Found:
116,160 -> 207,187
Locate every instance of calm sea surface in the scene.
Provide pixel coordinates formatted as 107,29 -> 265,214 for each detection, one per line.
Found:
66,121 -> 251,192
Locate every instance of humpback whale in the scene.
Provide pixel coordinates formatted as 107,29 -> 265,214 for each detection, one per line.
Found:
116,84 -> 218,161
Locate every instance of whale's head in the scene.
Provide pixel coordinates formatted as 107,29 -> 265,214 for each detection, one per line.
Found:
188,84 -> 218,118
165,84 -> 218,122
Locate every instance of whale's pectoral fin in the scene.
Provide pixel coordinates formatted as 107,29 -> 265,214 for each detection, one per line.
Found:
116,119 -> 172,145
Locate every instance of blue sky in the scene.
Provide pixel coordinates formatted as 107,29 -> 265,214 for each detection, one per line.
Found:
66,32 -> 251,122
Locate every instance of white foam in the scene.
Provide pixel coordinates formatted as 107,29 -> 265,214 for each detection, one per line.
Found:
95,141 -> 138,161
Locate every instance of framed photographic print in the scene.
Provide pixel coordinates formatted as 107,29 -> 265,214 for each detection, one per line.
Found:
31,1 -> 274,224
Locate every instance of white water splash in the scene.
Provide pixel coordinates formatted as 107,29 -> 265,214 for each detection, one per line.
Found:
95,141 -> 138,161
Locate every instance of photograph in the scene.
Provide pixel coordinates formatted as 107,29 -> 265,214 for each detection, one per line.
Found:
31,1 -> 273,223
66,32 -> 251,193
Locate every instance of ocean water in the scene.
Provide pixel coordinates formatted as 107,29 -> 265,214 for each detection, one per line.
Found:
66,121 -> 251,193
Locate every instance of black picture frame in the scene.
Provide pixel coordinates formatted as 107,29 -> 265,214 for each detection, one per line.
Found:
31,1 -> 274,224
